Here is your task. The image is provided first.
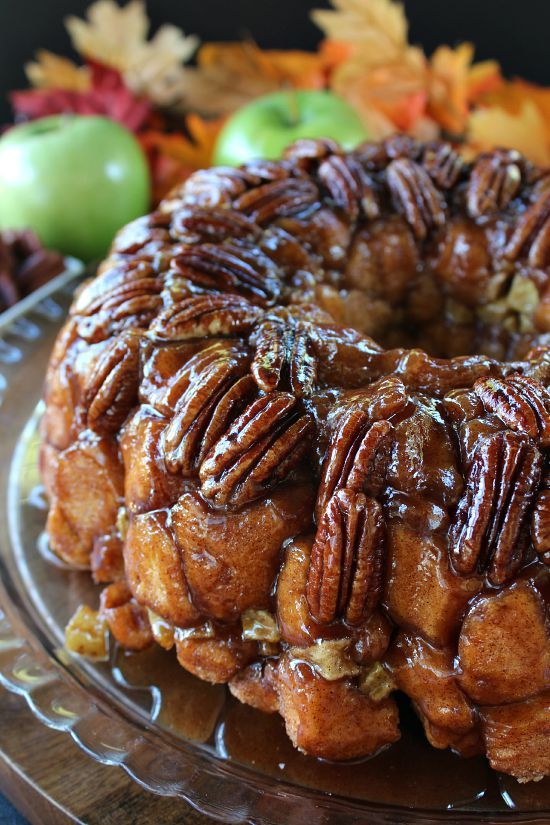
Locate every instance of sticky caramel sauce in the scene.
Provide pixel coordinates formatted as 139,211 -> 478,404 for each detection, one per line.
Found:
113,644 -> 550,813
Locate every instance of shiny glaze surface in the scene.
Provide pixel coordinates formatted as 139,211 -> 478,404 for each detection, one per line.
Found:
40,137 -> 550,780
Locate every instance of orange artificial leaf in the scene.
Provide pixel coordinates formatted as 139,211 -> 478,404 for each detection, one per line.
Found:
467,60 -> 502,103
314,0 -> 436,138
140,114 -> 225,204
311,0 -> 408,64
318,39 -> 354,73
329,46 -> 432,138
467,102 -> 550,167
176,41 -> 329,117
428,43 -> 475,136
25,50 -> 91,92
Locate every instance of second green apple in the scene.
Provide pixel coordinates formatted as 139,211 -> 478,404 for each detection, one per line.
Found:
213,90 -> 368,167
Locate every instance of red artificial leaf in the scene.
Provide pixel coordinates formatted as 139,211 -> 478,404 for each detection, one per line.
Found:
10,61 -> 151,133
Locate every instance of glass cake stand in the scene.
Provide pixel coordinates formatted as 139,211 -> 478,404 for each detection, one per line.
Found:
0,272 -> 549,825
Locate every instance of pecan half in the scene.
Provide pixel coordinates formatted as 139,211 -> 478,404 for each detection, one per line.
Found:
250,316 -> 317,397
422,141 -> 464,189
383,134 -> 421,161
450,431 -> 542,585
112,213 -> 170,256
199,392 -> 314,507
242,158 -> 295,180
151,342 -> 249,415
182,167 -> 260,208
76,277 -> 164,342
387,158 -> 446,240
283,138 -> 339,163
164,359 -> 256,476
467,150 -> 522,218
171,206 -> 261,242
82,332 -> 141,434
233,178 -> 320,225
307,488 -> 385,625
474,373 -> 550,447
355,135 -> 421,170
532,475 -> 550,564
505,191 -> 550,267
318,154 -> 379,221
316,412 -> 393,520
74,260 -> 158,315
149,295 -> 262,342
171,243 -> 280,305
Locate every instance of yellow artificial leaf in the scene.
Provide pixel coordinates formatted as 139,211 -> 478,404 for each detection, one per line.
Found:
176,42 -> 329,117
312,0 -> 408,64
478,78 -> 550,130
65,0 -> 148,70
124,25 -> 199,107
65,0 -> 198,106
25,50 -> 91,92
428,43 -> 474,135
467,102 -> 550,166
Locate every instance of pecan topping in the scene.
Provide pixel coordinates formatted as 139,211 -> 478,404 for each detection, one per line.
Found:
164,358 -> 256,476
151,342 -> 249,415
505,191 -> 550,267
318,154 -> 379,221
82,332 -> 141,434
474,373 -> 550,447
171,206 -> 261,242
450,431 -> 542,585
171,243 -> 280,305
233,178 -> 320,225
242,159 -> 295,180
283,138 -> 339,163
250,315 -> 317,397
467,150 -> 522,218
383,134 -> 421,161
76,277 -> 164,342
199,392 -> 314,507
112,213 -> 170,256
307,488 -> 385,626
74,260 -> 158,315
316,412 -> 393,520
149,295 -> 262,342
422,141 -> 464,189
182,167 -> 260,208
387,159 -> 446,240
532,466 -> 550,564
356,135 -> 421,170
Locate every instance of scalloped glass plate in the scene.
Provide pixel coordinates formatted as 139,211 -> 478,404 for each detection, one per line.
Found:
1,278 -> 549,825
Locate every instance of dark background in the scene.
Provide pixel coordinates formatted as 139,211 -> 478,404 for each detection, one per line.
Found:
2,0 -> 550,121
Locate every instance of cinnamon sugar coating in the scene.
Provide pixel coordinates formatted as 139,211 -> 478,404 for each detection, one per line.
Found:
42,138 -> 550,780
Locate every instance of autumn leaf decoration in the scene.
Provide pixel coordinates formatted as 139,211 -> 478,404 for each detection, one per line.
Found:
9,0 -> 550,208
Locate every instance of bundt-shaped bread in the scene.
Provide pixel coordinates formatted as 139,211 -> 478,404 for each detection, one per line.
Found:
41,136 -> 550,780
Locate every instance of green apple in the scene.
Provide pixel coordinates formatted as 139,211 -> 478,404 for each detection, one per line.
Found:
0,115 -> 150,262
213,90 -> 368,167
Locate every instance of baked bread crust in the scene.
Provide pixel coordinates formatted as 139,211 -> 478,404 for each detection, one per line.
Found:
41,137 -> 550,780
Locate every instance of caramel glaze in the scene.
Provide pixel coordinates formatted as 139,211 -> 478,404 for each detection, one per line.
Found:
41,136 -> 550,782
